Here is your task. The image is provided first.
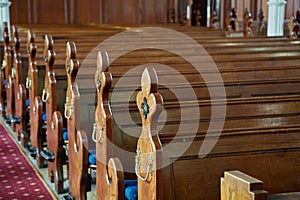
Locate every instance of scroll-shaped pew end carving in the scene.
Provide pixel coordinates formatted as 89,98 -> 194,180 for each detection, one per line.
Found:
70,130 -> 89,200
30,96 -> 45,168
226,8 -> 238,31
39,35 -> 56,163
135,68 -> 163,199
26,39 -> 38,156
3,22 -> 15,125
44,34 -> 54,63
288,15 -> 300,39
221,171 -> 268,200
40,40 -> 66,194
0,68 -> 5,117
94,51 -> 126,199
26,30 -> 35,54
51,111 -> 65,193
10,25 -> 22,127
15,84 -> 27,146
65,41 -> 90,200
243,9 -> 253,37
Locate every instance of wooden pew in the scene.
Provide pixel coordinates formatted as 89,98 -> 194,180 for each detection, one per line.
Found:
93,51 -> 141,200
288,10 -> 300,39
64,41 -> 90,200
221,170 -> 300,200
243,9 -> 253,37
5,23 -> 300,198
0,62 -> 4,117
41,35 -> 65,193
93,51 -> 126,199
130,92 -> 300,199
3,22 -> 14,125
27,33 -> 45,168
221,170 -> 268,200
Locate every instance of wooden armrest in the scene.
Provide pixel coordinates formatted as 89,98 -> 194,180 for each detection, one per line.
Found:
221,170 -> 268,200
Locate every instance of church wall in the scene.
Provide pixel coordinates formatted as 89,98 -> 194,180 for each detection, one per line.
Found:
8,0 -> 300,25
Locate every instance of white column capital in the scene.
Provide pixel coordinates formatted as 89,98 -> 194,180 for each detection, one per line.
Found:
0,0 -> 11,41
267,0 -> 286,6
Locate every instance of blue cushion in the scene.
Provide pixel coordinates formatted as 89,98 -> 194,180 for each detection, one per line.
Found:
26,98 -> 30,107
125,185 -> 138,200
88,150 -> 96,165
63,130 -> 68,141
3,79 -> 6,86
125,180 -> 138,200
42,112 -> 46,122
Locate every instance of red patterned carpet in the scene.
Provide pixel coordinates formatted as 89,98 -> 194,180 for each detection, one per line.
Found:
0,123 -> 56,200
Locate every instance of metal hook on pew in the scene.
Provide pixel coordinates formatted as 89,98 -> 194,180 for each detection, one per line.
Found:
42,87 -> 50,102
135,148 -> 154,182
2,60 -> 6,69
64,99 -> 74,119
92,121 -> 104,143
26,77 -> 32,89
11,68 -> 16,79
105,171 -> 112,186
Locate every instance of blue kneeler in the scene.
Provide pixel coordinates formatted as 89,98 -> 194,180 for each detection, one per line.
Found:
125,180 -> 138,200
88,150 -> 97,165
26,98 -> 30,107
87,151 -> 138,199
62,128 -> 68,141
42,112 -> 47,122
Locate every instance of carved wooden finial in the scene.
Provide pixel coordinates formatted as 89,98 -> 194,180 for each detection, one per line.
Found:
46,50 -> 56,71
3,22 -> 10,48
97,51 -> 109,74
65,42 -> 79,84
66,41 -> 77,61
95,51 -> 111,93
44,35 -> 54,63
12,26 -> 20,54
243,9 -> 253,37
29,43 -> 37,62
27,30 -> 36,54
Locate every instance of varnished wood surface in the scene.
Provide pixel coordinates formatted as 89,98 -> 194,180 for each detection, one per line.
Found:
2,23 -> 300,199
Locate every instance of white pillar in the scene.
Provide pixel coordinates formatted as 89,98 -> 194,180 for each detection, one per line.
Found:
267,0 -> 286,36
0,0 -> 11,41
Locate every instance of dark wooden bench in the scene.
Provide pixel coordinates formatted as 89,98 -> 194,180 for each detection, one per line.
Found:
4,23 -> 297,198
126,67 -> 300,200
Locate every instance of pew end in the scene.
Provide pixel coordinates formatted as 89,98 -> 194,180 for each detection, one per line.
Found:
135,68 -> 163,199
221,170 -> 268,200
15,84 -> 28,147
49,110 -> 65,193
68,130 -> 90,200
30,96 -> 45,168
